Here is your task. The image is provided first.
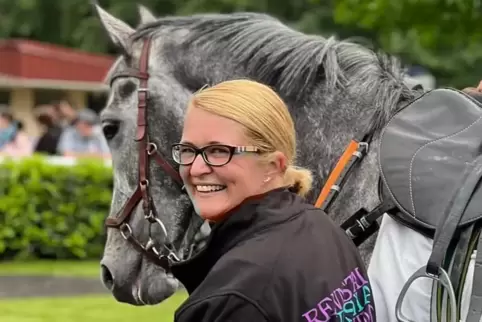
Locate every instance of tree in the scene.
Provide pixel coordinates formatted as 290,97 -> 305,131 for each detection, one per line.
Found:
332,0 -> 482,87
0,0 -> 368,54
0,0 -> 175,54
3,0 -> 478,86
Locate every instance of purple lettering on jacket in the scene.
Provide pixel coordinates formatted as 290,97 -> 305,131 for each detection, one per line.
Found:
301,267 -> 375,322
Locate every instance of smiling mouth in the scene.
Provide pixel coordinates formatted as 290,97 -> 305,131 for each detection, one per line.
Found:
195,185 -> 226,193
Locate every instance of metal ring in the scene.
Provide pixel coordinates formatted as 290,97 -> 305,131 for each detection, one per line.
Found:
168,252 -> 180,262
151,246 -> 160,256
144,210 -> 154,221
140,179 -> 149,187
147,143 -> 157,155
395,266 -> 456,322
144,238 -> 155,251
152,217 -> 168,238
120,224 -> 133,240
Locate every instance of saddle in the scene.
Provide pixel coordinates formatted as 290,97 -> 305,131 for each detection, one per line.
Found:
378,88 -> 482,322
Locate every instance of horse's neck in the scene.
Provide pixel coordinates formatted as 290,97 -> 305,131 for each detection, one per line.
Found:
320,137 -> 382,264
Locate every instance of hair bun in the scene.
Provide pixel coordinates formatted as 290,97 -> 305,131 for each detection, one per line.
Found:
284,166 -> 313,197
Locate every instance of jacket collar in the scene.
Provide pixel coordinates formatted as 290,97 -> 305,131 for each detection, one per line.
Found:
171,187 -> 304,293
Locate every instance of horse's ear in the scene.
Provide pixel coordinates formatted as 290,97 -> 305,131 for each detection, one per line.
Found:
92,2 -> 134,51
138,4 -> 156,24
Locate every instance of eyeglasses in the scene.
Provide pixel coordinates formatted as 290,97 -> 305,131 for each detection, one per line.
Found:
171,143 -> 261,166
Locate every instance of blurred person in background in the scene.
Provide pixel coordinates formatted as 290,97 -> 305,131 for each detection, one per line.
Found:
57,108 -> 110,159
52,99 -> 78,128
462,80 -> 482,103
0,109 -> 32,157
33,105 -> 63,155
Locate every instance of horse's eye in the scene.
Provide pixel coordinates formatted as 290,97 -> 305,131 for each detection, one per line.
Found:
102,120 -> 120,140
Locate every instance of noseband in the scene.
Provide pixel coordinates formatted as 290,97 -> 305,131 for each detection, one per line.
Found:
104,36 -> 184,270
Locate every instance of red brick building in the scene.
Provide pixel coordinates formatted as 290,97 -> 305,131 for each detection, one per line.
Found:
0,39 -> 115,136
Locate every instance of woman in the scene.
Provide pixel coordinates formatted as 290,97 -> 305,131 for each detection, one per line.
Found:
0,111 -> 32,157
170,79 -> 375,322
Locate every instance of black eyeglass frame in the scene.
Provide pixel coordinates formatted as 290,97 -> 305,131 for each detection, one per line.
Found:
171,143 -> 261,167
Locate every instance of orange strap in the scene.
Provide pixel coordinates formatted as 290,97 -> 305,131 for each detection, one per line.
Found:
314,140 -> 360,208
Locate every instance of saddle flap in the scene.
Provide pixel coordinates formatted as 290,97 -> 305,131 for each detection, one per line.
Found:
379,88 -> 482,231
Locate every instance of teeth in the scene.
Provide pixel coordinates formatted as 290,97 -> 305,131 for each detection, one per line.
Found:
196,185 -> 225,192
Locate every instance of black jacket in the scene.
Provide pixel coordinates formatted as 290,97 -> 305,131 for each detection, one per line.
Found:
171,188 -> 376,322
34,126 -> 62,155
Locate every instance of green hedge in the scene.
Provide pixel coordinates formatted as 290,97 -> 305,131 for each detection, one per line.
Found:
0,155 -> 113,260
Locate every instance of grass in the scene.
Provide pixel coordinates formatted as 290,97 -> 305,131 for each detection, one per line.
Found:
0,293 -> 187,322
0,260 -> 188,322
0,260 -> 101,278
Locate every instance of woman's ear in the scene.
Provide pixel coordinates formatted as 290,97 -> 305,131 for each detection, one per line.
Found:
265,151 -> 287,177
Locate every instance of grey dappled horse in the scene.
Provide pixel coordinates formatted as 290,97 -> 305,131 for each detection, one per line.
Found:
94,3 -> 418,306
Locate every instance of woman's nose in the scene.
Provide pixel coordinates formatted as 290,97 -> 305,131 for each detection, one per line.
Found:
189,154 -> 212,176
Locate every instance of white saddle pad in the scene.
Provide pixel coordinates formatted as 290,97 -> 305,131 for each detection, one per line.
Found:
368,214 -> 479,322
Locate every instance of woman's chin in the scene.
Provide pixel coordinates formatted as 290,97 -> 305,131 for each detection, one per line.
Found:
190,187 -> 245,221
195,198 -> 229,221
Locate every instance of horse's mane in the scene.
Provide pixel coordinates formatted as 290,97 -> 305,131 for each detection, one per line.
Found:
131,12 -> 416,133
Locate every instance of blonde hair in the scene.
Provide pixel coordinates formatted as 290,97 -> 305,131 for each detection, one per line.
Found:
188,79 -> 313,197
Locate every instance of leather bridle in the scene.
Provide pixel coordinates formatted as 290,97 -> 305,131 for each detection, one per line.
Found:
104,36 -> 185,271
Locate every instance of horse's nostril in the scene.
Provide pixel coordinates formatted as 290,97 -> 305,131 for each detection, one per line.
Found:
101,264 -> 115,291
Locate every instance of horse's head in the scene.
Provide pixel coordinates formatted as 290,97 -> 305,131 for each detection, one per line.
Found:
93,4 -> 205,305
